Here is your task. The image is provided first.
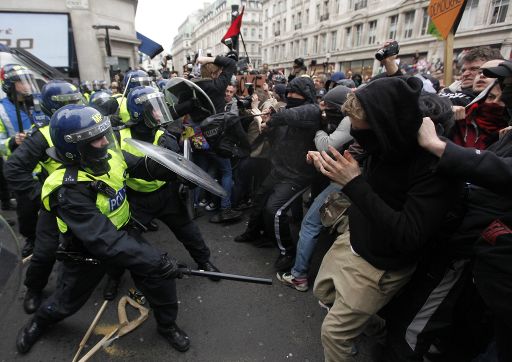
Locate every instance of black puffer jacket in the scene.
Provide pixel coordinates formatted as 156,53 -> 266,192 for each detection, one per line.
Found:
266,77 -> 320,185
195,56 -> 236,114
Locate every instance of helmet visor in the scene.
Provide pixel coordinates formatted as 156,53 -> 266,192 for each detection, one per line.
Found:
135,92 -> 174,128
51,92 -> 86,106
130,76 -> 155,88
64,117 -> 112,144
11,70 -> 40,96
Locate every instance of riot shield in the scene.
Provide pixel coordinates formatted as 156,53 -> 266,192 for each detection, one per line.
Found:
0,215 -> 22,318
124,138 -> 227,198
163,77 -> 216,118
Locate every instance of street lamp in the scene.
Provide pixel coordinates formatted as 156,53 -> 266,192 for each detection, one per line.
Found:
323,53 -> 331,74
92,25 -> 120,57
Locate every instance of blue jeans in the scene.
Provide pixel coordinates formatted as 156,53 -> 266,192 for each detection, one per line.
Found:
193,151 -> 233,209
291,183 -> 342,278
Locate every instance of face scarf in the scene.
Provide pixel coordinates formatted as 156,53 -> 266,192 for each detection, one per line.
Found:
456,102 -> 509,149
286,97 -> 306,109
349,127 -> 380,154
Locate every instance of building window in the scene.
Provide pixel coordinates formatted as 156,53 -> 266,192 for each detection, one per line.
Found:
388,15 -> 398,39
320,33 -> 327,53
305,9 -> 309,24
251,44 -> 255,53
251,27 -> 256,37
331,30 -> 338,51
489,0 -> 509,24
303,38 -> 308,55
316,4 -> 321,21
368,20 -> 377,44
353,24 -> 362,47
354,0 -> 367,10
420,7 -> 430,35
403,11 -> 415,39
313,35 -> 318,53
345,27 -> 352,48
283,18 -> 287,32
459,0 -> 479,29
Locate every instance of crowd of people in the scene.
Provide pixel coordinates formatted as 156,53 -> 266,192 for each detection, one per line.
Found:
0,40 -> 511,362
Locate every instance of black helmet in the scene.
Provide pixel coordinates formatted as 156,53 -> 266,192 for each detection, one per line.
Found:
89,90 -> 118,117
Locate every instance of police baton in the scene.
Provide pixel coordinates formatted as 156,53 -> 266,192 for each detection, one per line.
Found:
178,267 -> 272,285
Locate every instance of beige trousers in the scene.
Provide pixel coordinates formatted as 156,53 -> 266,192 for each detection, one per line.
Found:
313,232 -> 416,362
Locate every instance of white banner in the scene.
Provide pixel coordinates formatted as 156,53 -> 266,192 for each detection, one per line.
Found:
0,12 -> 69,67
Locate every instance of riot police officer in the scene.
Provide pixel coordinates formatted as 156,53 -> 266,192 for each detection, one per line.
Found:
114,69 -> 155,124
120,86 -> 220,278
16,105 -> 190,354
0,64 -> 46,257
4,80 -> 87,313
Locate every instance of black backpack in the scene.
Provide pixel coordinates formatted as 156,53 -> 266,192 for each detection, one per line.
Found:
200,112 -> 250,158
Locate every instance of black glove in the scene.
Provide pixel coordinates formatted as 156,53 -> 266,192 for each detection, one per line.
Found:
157,254 -> 183,279
226,50 -> 239,62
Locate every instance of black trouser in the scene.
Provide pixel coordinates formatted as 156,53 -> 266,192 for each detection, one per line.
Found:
383,257 -> 477,361
246,172 -> 308,255
474,264 -> 512,362
232,157 -> 271,206
34,231 -> 178,328
129,183 -> 211,265
0,157 -> 10,204
14,192 -> 40,242
24,209 -> 59,292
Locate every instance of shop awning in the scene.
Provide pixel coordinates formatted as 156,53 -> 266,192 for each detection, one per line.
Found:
136,32 -> 163,59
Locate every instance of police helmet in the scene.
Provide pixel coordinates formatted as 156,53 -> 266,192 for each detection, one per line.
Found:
92,80 -> 103,91
50,104 -> 116,175
1,64 -> 40,98
41,80 -> 85,116
127,86 -> 173,128
89,90 -> 118,117
122,70 -> 154,94
80,80 -> 92,94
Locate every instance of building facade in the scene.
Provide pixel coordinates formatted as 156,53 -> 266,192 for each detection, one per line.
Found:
171,11 -> 202,73
261,0 -> 512,78
171,0 -> 264,74
0,0 -> 139,82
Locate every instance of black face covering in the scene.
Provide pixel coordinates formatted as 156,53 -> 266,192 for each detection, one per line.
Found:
349,127 -> 380,154
324,108 -> 344,122
80,142 -> 112,176
286,97 -> 306,109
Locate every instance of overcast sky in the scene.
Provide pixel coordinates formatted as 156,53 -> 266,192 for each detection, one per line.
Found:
135,0 -> 208,54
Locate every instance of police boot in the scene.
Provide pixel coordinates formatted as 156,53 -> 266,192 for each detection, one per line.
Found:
16,318 -> 48,354
158,323 -> 190,352
103,276 -> 120,301
23,289 -> 42,314
21,239 -> 35,258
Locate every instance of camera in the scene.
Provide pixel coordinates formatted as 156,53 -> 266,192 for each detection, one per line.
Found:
375,41 -> 400,61
236,83 -> 254,110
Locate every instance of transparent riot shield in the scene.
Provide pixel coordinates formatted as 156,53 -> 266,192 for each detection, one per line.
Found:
0,215 -> 22,318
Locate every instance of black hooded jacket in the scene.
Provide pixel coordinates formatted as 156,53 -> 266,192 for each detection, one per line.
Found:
266,77 -> 321,184
342,77 -> 462,270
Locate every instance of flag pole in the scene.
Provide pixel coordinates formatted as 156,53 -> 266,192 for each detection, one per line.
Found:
239,32 -> 250,64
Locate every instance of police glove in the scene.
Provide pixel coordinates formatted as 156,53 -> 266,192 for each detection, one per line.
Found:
158,254 -> 183,279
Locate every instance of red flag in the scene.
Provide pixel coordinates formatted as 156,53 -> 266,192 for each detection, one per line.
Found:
221,6 -> 244,44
